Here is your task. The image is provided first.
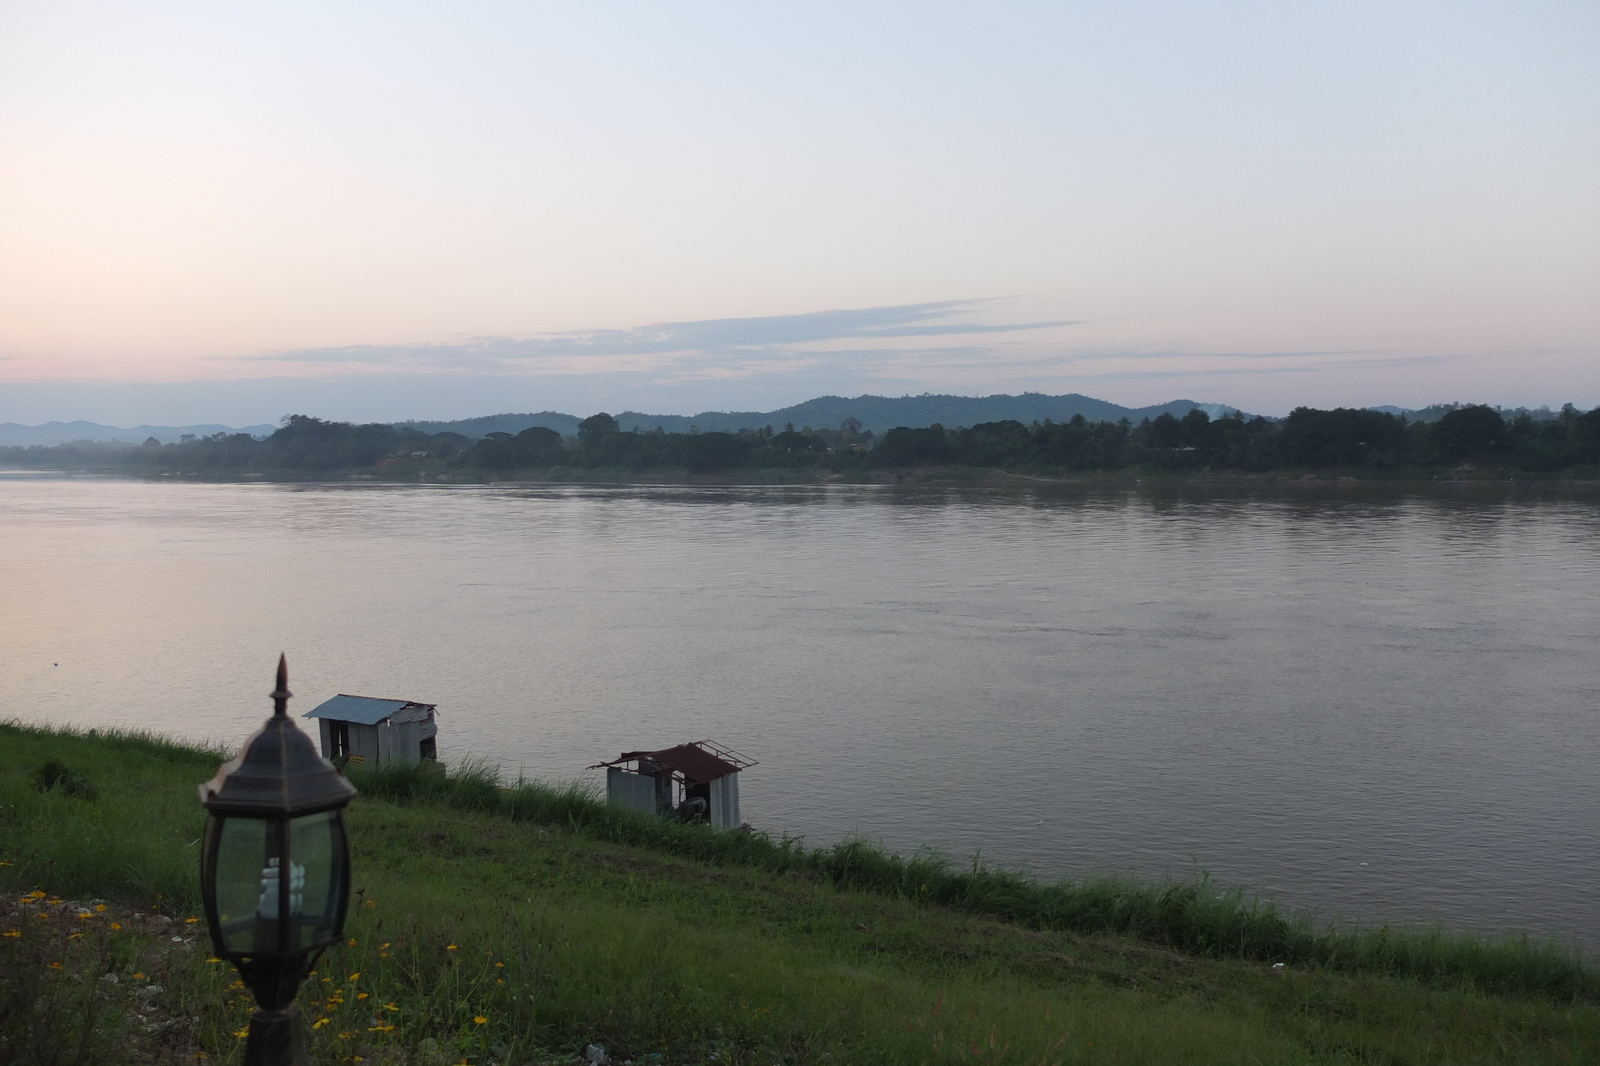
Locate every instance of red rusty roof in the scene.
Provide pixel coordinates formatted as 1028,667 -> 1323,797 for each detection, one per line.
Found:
592,739 -> 756,783
646,743 -> 739,784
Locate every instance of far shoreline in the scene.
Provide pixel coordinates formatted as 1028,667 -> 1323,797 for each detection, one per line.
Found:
5,464 -> 1600,491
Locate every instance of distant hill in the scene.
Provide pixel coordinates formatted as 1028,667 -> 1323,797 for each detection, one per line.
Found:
402,393 -> 1243,439
0,420 -> 277,447
13,397 -> 1567,448
399,411 -> 583,438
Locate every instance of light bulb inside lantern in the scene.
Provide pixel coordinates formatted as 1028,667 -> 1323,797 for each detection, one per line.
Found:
257,857 -> 306,918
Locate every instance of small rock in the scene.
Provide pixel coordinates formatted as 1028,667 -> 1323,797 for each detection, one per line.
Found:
585,1044 -> 609,1065
141,984 -> 164,996
100,973 -> 119,984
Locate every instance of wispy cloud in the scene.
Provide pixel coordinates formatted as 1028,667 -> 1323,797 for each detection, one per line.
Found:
193,300 -> 1486,419
244,300 -> 1076,368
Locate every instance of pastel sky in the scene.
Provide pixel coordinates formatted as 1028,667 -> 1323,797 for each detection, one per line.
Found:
1,1 -> 1596,425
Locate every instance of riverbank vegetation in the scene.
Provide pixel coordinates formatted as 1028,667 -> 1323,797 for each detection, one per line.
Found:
4,721 -> 1597,1065
5,403 -> 1600,482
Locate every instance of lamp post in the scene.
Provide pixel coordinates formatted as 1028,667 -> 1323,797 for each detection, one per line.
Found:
198,655 -> 358,1066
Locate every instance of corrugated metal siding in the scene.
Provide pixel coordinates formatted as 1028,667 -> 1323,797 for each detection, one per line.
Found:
348,723 -> 382,764
387,705 -> 433,726
393,721 -> 421,766
709,774 -> 741,830
607,768 -> 658,814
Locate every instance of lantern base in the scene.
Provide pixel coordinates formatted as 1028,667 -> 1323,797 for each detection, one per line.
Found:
243,1004 -> 310,1066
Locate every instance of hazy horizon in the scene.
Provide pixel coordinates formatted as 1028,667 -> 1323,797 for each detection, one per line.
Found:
4,386 -> 1589,438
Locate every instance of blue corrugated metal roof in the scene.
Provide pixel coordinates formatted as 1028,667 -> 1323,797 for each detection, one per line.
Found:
304,694 -> 414,726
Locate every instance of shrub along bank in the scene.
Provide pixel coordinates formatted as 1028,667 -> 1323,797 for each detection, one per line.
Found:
3,722 -> 1597,1066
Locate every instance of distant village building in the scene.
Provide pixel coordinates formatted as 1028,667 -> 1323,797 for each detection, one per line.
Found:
591,740 -> 755,830
304,694 -> 438,768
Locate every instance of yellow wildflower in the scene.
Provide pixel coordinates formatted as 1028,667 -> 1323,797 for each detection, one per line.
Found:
110,922 -> 122,930
474,1015 -> 487,1025
95,904 -> 107,912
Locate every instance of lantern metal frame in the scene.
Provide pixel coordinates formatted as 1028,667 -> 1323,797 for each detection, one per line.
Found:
198,655 -> 358,1066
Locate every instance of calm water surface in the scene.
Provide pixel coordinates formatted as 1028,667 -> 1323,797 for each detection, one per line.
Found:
3,476 -> 1597,950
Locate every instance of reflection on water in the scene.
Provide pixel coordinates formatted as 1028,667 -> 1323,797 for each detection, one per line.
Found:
3,477 -> 1598,949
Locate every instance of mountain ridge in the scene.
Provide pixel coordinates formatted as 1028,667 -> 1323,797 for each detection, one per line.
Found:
5,395 -> 1564,448
399,392 -> 1242,439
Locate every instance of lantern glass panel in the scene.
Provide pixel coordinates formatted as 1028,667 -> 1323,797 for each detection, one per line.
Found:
212,810 -> 345,956
287,809 -> 344,951
213,816 -> 277,955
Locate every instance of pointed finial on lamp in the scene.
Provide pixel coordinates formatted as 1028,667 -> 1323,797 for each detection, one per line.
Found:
271,653 -> 292,718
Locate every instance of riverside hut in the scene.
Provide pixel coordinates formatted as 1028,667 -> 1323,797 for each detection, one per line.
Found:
304,694 -> 438,768
591,740 -> 755,829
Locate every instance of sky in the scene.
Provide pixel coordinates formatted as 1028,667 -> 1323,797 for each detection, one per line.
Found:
1,1 -> 1596,426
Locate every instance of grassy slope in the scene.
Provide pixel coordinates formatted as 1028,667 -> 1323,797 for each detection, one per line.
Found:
3,724 -> 1596,1066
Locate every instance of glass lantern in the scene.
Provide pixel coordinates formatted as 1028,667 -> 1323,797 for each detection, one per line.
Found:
199,656 -> 357,1066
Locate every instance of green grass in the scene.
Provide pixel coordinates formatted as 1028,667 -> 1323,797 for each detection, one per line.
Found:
3,721 -> 1597,1066
359,758 -> 1597,1000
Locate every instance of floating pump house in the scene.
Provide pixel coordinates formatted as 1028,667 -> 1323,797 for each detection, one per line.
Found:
592,740 -> 755,829
304,693 -> 439,767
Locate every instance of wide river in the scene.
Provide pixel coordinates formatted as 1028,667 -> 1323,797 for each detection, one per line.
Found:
3,476 -> 1597,951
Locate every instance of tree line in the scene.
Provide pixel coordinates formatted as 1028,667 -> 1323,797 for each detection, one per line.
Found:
4,404 -> 1599,477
